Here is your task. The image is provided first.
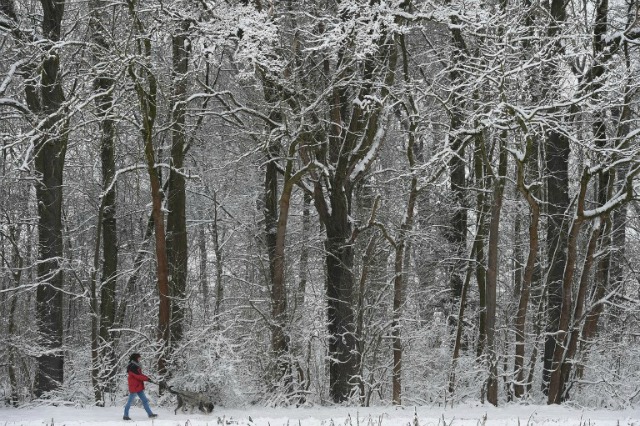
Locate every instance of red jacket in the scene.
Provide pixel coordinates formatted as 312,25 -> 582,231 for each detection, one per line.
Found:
126,362 -> 149,393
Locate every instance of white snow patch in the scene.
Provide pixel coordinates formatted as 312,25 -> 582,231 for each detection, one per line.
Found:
0,403 -> 639,426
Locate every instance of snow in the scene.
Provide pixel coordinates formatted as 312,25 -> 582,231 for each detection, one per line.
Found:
1,404 -> 639,426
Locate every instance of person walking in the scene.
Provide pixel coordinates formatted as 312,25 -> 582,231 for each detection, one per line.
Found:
123,353 -> 158,420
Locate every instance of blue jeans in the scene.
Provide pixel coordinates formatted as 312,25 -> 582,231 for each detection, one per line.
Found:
124,391 -> 154,417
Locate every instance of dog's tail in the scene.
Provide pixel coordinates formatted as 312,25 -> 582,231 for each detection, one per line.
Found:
166,385 -> 178,395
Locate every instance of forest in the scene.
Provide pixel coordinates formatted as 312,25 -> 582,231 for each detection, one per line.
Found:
0,0 -> 639,410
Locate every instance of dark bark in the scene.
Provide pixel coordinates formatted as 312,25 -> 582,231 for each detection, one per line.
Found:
23,0 -> 69,397
33,103 -> 67,398
148,152 -> 171,378
447,126 -> 467,302
313,30 -> 398,403
542,129 -> 570,391
324,226 -> 358,402
264,141 -> 284,356
210,195 -> 224,320
541,0 -> 570,393
167,21 -> 190,345
296,193 -> 311,311
316,141 -> 359,401
474,134 -> 488,358
445,9 -> 470,305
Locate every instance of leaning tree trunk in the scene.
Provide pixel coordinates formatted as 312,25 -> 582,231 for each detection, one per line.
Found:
547,171 -> 589,404
580,99 -> 631,376
127,0 -> 171,378
556,219 -> 602,398
547,162 -> 640,403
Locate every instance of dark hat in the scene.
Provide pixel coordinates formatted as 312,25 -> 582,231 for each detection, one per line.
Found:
130,353 -> 141,361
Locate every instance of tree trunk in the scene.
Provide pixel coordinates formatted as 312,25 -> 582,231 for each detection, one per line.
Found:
89,0 -> 118,396
485,138 -> 508,406
541,0 -> 569,393
33,119 -> 67,398
167,22 -> 190,346
7,224 -> 23,405
542,129 -> 570,392
296,193 -> 311,311
474,134 -> 488,358
579,101 -> 631,377
448,128 -> 467,302
392,34 -> 419,406
324,224 -> 357,402
574,0 -> 624,371
90,206 -> 104,404
149,156 -> 171,378
199,219 -> 209,319
513,209 -> 523,302
556,219 -> 602,399
448,240 -> 478,395
513,144 -> 540,399
445,14 -> 470,307
260,75 -> 291,371
211,194 -> 224,320
323,38 -> 395,400
127,0 -> 170,377
356,234 -> 378,402
547,171 -> 589,404
29,0 -> 68,397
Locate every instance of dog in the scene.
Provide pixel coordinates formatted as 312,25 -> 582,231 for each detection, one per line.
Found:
167,385 -> 215,415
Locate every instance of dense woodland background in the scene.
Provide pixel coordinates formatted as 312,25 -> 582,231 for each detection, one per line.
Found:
1,0 -> 640,409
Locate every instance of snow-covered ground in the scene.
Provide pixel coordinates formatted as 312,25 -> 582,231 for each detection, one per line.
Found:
1,404 -> 639,426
